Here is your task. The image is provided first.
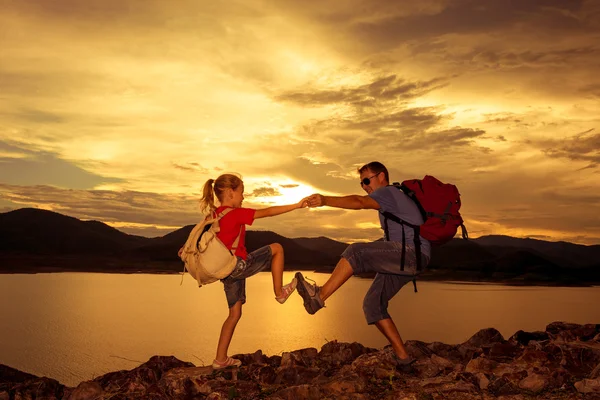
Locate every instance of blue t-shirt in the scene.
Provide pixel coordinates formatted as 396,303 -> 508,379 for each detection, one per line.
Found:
369,185 -> 431,259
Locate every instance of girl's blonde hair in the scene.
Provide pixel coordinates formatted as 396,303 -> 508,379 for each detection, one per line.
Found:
199,173 -> 243,214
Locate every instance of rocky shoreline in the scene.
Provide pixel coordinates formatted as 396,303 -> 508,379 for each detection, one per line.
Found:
2,322 -> 600,399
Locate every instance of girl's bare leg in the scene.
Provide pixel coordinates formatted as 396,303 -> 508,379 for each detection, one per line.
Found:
269,243 -> 284,297
215,300 -> 242,362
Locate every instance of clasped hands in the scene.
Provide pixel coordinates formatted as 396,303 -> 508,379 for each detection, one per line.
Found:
298,194 -> 325,208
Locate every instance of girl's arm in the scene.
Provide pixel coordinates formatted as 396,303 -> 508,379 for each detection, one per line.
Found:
254,198 -> 307,219
307,194 -> 380,210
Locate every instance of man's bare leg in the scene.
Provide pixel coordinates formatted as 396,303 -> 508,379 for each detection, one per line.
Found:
375,318 -> 410,359
320,257 -> 354,301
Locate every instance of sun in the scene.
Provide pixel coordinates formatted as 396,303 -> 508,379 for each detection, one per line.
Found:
245,177 -> 326,206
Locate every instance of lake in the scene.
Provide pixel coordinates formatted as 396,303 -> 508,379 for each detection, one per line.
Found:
1,272 -> 599,387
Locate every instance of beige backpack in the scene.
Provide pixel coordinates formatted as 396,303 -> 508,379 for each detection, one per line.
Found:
179,207 -> 242,287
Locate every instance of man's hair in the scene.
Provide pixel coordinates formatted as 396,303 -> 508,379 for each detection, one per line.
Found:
358,161 -> 389,183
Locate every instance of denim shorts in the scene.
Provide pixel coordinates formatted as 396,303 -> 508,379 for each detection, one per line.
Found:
341,241 -> 430,325
221,245 -> 273,308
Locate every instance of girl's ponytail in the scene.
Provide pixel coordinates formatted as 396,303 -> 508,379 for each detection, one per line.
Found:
199,179 -> 216,215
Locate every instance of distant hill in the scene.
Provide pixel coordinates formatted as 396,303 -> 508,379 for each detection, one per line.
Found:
0,208 -> 147,255
472,235 -> 600,268
1,208 -> 598,285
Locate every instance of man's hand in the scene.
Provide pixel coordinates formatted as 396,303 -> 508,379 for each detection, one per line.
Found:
307,194 -> 325,207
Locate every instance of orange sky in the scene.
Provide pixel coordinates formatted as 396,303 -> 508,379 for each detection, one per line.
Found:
1,0 -> 599,244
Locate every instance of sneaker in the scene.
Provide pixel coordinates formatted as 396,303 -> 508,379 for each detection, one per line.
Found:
294,272 -> 324,315
275,277 -> 297,304
392,354 -> 415,372
212,356 -> 242,369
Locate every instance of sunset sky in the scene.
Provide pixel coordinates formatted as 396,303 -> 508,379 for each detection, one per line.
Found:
1,0 -> 599,245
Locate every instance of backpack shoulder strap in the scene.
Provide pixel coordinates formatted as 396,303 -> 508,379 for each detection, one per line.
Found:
215,207 -> 244,254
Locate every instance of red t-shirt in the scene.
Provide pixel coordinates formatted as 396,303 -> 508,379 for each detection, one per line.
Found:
214,206 -> 256,260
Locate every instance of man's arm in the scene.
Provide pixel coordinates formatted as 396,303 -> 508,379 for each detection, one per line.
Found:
307,194 -> 380,210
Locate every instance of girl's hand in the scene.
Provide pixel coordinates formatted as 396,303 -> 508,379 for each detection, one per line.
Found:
298,197 -> 309,208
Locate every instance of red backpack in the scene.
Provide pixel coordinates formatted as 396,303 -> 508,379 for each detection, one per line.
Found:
381,175 -> 468,286
400,175 -> 467,245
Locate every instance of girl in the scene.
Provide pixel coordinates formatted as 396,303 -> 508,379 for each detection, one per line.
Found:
198,173 -> 307,369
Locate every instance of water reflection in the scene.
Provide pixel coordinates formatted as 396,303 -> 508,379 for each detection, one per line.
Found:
0,272 -> 599,386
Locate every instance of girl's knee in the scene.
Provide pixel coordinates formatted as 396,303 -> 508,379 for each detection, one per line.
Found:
270,243 -> 283,255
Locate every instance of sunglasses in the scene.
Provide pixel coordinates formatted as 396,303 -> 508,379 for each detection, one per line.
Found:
360,172 -> 381,186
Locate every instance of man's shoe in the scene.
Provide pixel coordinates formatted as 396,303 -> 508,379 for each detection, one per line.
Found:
295,272 -> 324,315
392,354 -> 415,372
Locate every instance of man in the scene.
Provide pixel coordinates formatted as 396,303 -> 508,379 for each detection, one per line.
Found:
298,161 -> 431,366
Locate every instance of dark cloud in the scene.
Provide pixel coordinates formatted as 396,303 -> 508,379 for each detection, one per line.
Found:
345,0 -> 588,52
1,108 -> 66,124
248,187 -> 282,197
541,130 -> 600,168
0,141 -> 122,189
581,83 -> 600,98
275,75 -> 447,107
279,184 -> 299,188
346,107 -> 446,134
464,47 -> 600,70
172,162 -> 209,173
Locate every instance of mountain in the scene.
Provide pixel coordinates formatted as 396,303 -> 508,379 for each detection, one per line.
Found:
472,235 -> 600,268
293,236 -> 348,258
1,208 -> 598,285
0,208 -> 147,255
0,208 -> 341,272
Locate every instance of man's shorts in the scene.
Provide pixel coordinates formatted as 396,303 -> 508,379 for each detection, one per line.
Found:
341,241 -> 425,276
221,245 -> 273,308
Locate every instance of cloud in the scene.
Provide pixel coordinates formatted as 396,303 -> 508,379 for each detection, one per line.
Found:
275,75 -> 447,107
0,141 -> 122,189
540,130 -> 600,168
172,162 -> 209,173
248,187 -> 282,197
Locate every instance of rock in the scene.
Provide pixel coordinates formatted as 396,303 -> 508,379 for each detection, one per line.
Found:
269,384 -> 321,399
430,354 -> 455,369
489,342 -> 523,362
488,376 -> 519,396
516,348 -> 549,367
404,340 -> 433,360
319,341 -> 375,366
463,328 -> 505,348
321,372 -> 367,396
274,366 -> 321,385
518,373 -> 547,393
546,322 -> 583,335
574,377 -> 600,393
475,372 -> 490,390
94,355 -> 194,396
426,342 -> 462,362
465,357 -> 499,374
10,377 -> 65,400
66,381 -> 104,400
5,321 -> 600,399
413,360 -> 442,379
280,348 -> 318,368
510,330 -> 549,346
157,365 -> 213,398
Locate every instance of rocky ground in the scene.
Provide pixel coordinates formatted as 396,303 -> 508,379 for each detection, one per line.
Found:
1,322 -> 600,399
